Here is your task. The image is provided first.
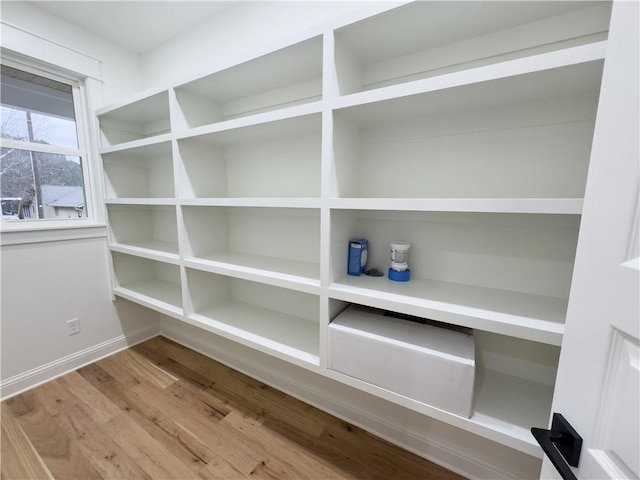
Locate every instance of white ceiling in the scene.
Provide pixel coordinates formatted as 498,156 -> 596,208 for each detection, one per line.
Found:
28,1 -> 237,53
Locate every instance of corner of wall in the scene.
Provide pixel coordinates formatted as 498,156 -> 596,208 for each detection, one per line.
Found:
0,320 -> 160,402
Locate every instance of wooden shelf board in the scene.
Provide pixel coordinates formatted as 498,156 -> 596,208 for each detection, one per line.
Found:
120,278 -> 181,306
98,133 -> 173,155
330,276 -> 565,345
101,139 -> 172,158
176,104 -> 322,143
188,300 -> 320,365
334,42 -> 606,113
336,2 -> 605,64
96,87 -> 169,118
185,253 -> 320,290
114,281 -> 183,319
471,369 -> 554,454
104,198 -> 176,205
330,198 -> 583,214
179,198 -> 321,209
175,35 -> 322,99
325,364 -> 550,457
110,242 -> 180,264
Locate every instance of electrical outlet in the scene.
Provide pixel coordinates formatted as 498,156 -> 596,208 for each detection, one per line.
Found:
67,318 -> 81,335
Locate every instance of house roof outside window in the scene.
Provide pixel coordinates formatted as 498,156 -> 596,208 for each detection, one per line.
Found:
40,185 -> 85,208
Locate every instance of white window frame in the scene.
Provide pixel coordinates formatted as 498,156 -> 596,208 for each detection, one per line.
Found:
0,53 -> 102,234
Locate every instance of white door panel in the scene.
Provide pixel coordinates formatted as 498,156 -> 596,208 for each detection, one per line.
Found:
581,331 -> 639,479
537,1 -> 639,479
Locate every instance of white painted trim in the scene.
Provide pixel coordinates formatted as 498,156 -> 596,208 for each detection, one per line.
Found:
160,320 -> 533,480
0,138 -> 84,158
0,324 -> 159,401
0,22 -> 102,81
0,224 -> 107,246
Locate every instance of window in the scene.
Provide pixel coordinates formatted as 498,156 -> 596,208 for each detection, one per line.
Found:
1,64 -> 90,223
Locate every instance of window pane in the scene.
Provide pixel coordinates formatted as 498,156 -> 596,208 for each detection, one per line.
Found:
1,147 -> 86,220
0,66 -> 79,149
0,106 -> 29,141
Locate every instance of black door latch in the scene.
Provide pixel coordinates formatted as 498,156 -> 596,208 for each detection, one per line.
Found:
532,413 -> 583,480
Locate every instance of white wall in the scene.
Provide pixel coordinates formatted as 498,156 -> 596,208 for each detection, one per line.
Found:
0,2 -> 159,399
140,1 -> 377,88
0,235 -> 159,393
0,1 -> 142,107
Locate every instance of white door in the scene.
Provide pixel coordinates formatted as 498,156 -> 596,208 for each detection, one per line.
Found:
538,1 -> 639,479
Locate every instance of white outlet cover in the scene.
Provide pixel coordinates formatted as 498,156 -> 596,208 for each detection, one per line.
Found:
67,318 -> 81,335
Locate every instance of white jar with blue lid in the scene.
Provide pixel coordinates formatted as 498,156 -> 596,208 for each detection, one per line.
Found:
389,242 -> 410,281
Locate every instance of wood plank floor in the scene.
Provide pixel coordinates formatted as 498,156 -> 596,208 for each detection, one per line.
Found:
1,336 -> 466,479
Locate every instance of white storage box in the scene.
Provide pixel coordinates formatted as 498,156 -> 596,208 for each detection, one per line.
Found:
328,305 -> 475,418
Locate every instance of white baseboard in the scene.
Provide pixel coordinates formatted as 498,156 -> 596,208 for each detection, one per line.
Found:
0,324 -> 160,401
160,319 -> 539,480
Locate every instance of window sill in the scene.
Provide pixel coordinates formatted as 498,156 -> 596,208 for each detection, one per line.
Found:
0,222 -> 107,246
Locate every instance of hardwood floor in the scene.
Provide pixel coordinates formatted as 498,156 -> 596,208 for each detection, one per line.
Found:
1,336 -> 466,479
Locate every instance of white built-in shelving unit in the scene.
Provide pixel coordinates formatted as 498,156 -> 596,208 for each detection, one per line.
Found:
96,0 -> 613,458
